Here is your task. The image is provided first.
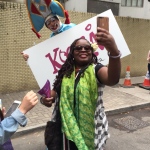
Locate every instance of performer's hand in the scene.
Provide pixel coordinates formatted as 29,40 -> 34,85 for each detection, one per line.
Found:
21,52 -> 29,61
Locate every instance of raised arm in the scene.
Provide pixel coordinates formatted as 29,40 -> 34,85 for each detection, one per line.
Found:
95,27 -> 121,86
0,91 -> 38,144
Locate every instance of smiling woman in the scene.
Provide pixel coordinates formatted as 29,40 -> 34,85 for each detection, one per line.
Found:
41,26 -> 121,150
72,39 -> 93,68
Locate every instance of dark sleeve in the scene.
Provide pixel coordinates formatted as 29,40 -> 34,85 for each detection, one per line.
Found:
95,63 -> 104,83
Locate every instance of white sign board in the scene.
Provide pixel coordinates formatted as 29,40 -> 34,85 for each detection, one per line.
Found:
23,9 -> 130,89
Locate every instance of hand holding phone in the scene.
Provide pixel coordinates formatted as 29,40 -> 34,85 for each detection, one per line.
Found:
97,17 -> 109,31
5,100 -> 21,118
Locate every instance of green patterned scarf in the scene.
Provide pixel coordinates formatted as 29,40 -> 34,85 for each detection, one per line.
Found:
60,64 -> 98,150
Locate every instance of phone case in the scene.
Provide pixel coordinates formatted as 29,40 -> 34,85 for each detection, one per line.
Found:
5,100 -> 21,118
0,99 -> 2,110
97,17 -> 109,31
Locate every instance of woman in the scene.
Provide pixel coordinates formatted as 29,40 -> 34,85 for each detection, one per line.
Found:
41,27 -> 121,150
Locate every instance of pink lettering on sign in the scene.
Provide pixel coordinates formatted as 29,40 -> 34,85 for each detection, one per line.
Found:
45,48 -> 62,74
45,46 -> 70,74
46,23 -> 105,74
85,23 -> 104,50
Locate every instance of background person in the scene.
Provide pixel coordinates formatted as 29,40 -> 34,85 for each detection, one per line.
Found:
22,0 -> 75,61
45,14 -> 75,38
22,14 -> 75,61
147,50 -> 150,75
0,90 -> 38,146
41,27 -> 121,150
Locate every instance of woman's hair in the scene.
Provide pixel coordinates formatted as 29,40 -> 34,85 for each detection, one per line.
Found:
53,38 -> 98,90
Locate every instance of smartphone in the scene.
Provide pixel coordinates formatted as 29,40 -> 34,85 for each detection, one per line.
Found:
5,100 -> 21,118
0,99 -> 2,110
97,17 -> 109,31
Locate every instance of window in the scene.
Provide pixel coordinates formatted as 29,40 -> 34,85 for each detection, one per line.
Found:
137,0 -> 143,7
127,0 -> 132,6
57,0 -> 68,3
121,0 -> 144,7
132,0 -> 137,7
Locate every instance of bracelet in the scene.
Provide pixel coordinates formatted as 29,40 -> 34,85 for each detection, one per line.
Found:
108,51 -> 122,58
40,97 -> 44,105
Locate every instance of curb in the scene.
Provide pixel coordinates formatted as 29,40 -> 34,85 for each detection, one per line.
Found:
11,123 -> 46,139
11,102 -> 150,139
105,102 -> 150,116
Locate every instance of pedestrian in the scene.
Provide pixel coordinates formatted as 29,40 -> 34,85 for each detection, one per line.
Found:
40,27 -> 121,150
0,90 -> 38,149
147,50 -> 150,75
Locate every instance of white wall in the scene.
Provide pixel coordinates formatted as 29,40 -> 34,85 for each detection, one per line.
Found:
120,1 -> 150,19
64,0 -> 121,13
65,0 -> 87,12
100,0 -> 120,3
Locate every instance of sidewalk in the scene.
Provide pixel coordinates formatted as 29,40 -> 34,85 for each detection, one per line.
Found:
0,76 -> 150,137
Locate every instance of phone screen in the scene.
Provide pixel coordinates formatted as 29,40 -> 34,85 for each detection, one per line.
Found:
97,17 -> 109,31
5,102 -> 21,118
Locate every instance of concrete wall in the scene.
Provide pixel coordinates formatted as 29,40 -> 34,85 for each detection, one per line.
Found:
0,1 -> 150,93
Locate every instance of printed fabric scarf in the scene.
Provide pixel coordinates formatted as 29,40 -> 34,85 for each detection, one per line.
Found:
60,65 -> 98,150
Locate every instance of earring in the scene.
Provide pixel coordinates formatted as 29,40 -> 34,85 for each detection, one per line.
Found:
73,58 -> 74,60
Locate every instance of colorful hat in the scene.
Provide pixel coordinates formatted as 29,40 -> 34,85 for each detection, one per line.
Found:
26,0 -> 70,38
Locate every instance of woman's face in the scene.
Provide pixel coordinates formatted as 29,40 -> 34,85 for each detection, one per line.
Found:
46,17 -> 60,32
73,39 -> 93,68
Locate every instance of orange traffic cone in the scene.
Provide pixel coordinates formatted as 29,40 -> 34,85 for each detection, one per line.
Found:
139,71 -> 150,90
122,66 -> 134,88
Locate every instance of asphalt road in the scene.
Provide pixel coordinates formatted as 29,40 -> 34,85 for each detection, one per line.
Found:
11,107 -> 150,150
106,107 -> 150,150
11,128 -> 46,150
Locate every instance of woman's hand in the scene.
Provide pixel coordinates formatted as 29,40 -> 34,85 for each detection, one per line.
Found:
95,27 -> 119,55
40,97 -> 55,107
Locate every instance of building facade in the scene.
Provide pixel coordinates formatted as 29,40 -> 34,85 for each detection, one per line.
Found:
1,0 -> 150,19
64,0 -> 150,19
